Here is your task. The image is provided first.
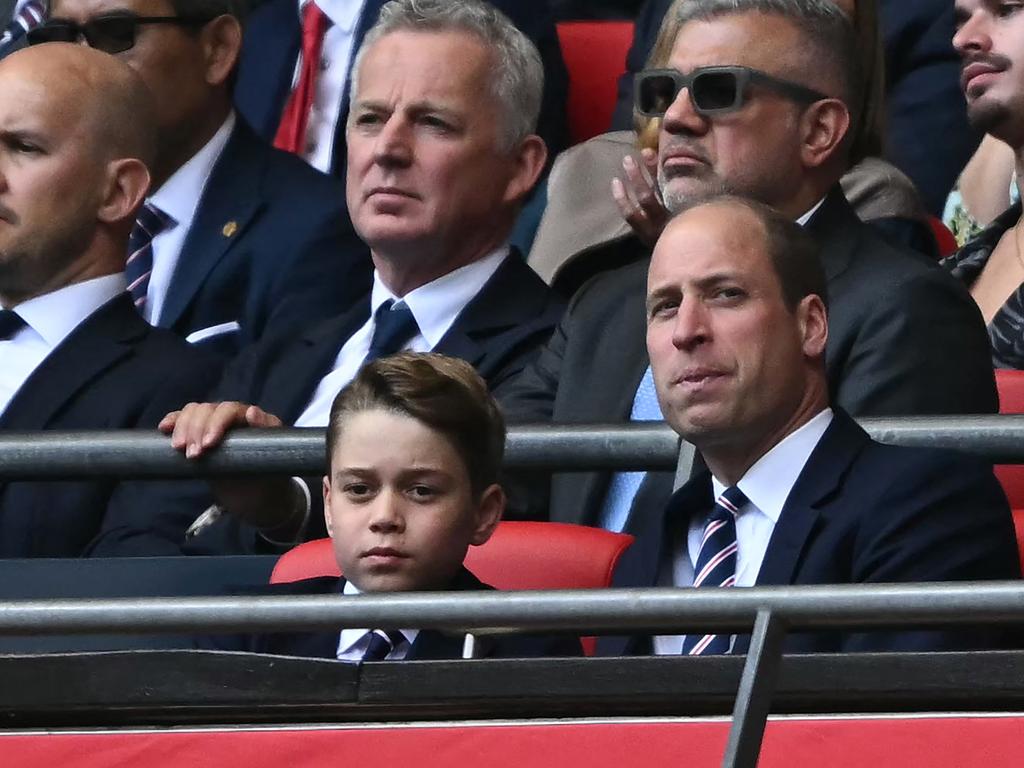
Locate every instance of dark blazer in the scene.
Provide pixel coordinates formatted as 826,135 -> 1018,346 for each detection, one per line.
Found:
599,411 -> 1021,655
205,568 -> 582,659
89,254 -> 566,556
0,293 -> 221,558
497,189 -> 998,525
234,0 -> 570,177
610,0 -> 978,215
158,118 -> 371,357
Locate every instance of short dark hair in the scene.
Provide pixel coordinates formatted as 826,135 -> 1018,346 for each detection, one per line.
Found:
700,195 -> 828,312
326,352 -> 505,496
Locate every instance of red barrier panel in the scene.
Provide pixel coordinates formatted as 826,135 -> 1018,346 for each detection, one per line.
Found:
3,715 -> 1024,767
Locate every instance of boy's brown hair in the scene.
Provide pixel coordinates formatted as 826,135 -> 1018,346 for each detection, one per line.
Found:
326,352 -> 506,495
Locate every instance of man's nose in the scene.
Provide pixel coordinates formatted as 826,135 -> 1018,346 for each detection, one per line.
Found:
373,116 -> 413,168
662,85 -> 710,137
953,14 -> 991,57
671,297 -> 710,350
368,491 -> 404,532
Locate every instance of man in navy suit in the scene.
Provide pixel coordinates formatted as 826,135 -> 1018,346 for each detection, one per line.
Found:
90,0 -> 565,557
600,195 -> 1019,656
234,0 -> 569,177
39,0 -> 372,357
0,45 -> 220,557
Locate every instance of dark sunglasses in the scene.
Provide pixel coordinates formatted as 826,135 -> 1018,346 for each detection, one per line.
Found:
27,14 -> 214,54
635,65 -> 829,118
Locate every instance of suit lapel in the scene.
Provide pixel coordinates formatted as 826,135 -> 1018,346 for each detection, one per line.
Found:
755,412 -> 870,586
157,122 -> 265,331
0,295 -> 141,431
235,0 -> 301,137
805,186 -> 862,283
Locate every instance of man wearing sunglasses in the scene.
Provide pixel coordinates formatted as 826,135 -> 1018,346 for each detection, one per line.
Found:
499,0 -> 996,528
34,0 -> 372,358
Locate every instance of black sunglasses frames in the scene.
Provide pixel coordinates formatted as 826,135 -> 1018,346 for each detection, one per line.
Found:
27,15 -> 213,54
635,65 -> 830,119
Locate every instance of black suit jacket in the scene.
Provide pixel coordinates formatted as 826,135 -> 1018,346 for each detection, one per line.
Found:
0,294 -> 220,557
157,119 -> 371,357
497,189 -> 998,525
599,411 -> 1020,655
610,0 -> 978,214
233,0 -> 570,177
205,568 -> 582,659
90,255 -> 566,556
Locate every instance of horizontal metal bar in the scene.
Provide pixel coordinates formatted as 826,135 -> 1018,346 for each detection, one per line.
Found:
0,416 -> 1023,479
2,581 -> 1024,636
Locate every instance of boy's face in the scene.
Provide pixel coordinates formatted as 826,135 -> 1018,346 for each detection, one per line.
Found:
323,409 -> 502,591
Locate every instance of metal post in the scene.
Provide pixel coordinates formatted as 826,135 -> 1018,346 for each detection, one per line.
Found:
722,609 -> 788,768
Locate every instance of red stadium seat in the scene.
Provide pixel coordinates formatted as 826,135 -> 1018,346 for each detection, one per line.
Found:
555,21 -> 634,145
993,369 -> 1024,567
270,522 -> 635,655
929,216 -> 958,258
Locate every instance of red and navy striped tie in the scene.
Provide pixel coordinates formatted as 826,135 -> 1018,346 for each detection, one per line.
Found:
126,203 -> 174,315
680,485 -> 747,655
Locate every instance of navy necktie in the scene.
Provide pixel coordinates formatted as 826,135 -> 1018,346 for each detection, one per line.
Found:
680,485 -> 747,655
126,203 -> 174,314
365,300 -> 419,362
0,0 -> 45,52
0,308 -> 26,340
361,629 -> 406,661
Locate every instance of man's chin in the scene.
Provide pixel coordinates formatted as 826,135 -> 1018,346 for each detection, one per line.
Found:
966,97 -> 1013,138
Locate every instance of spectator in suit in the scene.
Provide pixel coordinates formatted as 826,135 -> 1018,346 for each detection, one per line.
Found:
600,196 -> 1018,656
0,44 -> 220,557
207,353 -> 580,659
498,0 -> 996,528
89,0 -> 564,557
34,0 -> 372,358
943,0 -> 1024,370
234,0 -> 569,178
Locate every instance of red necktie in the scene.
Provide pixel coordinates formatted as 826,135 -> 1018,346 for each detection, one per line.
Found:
274,2 -> 332,154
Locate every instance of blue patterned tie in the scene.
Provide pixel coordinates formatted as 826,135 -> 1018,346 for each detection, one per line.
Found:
126,203 -> 174,315
364,299 -> 419,362
680,485 -> 747,655
0,308 -> 25,340
0,0 -> 45,53
361,629 -> 406,661
598,366 -> 664,532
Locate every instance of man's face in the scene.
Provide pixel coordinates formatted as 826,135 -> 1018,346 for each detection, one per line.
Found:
646,205 -> 823,452
346,30 -> 527,256
323,409 -> 495,592
49,0 -> 213,141
0,66 -> 103,304
656,13 -> 810,213
953,0 -> 1024,142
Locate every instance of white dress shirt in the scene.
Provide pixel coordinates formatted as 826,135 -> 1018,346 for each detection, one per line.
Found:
0,274 -> 128,418
295,247 -> 508,426
294,0 -> 366,172
146,112 -> 236,325
336,579 -> 418,660
653,408 -> 834,655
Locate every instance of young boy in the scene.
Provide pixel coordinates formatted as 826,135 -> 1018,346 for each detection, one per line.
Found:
217,352 -> 580,660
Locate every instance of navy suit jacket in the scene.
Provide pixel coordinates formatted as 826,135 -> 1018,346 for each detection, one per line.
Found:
234,0 -> 570,177
600,411 -> 1021,655
89,254 -> 566,556
204,568 -> 582,659
158,118 -> 371,357
0,293 -> 221,558
610,0 -> 978,214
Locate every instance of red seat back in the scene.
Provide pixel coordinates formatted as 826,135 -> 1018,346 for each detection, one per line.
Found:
994,370 -> 1024,568
555,21 -> 634,145
929,216 -> 958,258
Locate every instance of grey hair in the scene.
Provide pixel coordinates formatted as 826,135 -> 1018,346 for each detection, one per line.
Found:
348,0 -> 544,151
673,0 -> 861,134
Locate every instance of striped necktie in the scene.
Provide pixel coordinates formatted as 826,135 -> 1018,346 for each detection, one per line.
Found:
0,0 -> 45,52
361,629 -> 406,661
680,485 -> 747,655
126,203 -> 174,316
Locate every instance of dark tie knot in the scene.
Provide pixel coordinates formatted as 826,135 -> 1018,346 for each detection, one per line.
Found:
0,308 -> 26,340
365,299 -> 420,362
362,629 -> 406,661
133,203 -> 174,240
715,485 -> 748,518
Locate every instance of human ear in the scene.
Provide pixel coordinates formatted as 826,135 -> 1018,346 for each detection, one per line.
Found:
201,15 -> 242,88
501,134 -> 547,206
797,294 -> 828,358
468,484 -> 505,546
97,158 -> 150,225
798,99 -> 850,170
322,475 -> 335,538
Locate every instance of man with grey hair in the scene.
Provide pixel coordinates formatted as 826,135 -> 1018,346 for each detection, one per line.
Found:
499,0 -> 997,528
90,0 -> 565,556
34,0 -> 371,358
234,0 -> 569,177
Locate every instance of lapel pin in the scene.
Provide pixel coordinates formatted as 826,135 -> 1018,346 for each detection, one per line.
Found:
222,221 -> 238,238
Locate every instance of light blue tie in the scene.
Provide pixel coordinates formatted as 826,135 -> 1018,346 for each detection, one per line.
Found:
598,366 -> 663,532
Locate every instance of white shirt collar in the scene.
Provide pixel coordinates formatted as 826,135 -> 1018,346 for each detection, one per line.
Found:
337,579 -> 418,654
299,0 -> 363,31
9,274 -> 127,348
149,112 -> 236,229
711,408 -> 833,524
796,197 -> 827,227
369,247 -> 509,348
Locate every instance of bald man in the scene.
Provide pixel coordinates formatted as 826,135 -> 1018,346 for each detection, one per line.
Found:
0,44 -> 220,558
